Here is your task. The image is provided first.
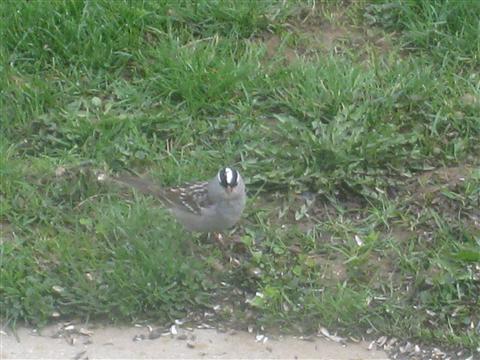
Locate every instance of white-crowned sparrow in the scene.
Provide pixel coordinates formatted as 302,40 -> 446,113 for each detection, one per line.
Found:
106,167 -> 246,233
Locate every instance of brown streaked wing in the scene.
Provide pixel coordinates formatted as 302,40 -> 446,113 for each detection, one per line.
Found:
163,181 -> 211,215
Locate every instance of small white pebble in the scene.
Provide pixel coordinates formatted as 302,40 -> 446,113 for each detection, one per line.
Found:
354,235 -> 363,246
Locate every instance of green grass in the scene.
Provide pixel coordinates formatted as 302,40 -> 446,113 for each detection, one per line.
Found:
1,0 -> 479,351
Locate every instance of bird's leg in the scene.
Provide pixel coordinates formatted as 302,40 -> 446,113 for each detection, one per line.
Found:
212,232 -> 225,246
207,232 -> 234,261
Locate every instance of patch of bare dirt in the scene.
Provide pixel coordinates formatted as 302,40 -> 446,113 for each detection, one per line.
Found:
404,165 -> 479,229
262,34 -> 298,64
413,165 -> 475,194
257,3 -> 397,65
317,255 -> 348,283
0,222 -> 15,245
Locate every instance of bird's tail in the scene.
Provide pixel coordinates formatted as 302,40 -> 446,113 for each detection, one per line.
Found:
98,172 -> 168,203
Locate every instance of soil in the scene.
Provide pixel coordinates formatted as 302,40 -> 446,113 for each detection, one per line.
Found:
1,325 -> 388,359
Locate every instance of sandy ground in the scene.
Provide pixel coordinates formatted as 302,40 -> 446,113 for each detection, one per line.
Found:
1,325 -> 389,359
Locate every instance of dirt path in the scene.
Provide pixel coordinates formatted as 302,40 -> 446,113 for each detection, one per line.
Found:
1,325 -> 388,359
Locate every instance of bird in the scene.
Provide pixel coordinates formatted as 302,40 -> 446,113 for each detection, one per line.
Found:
103,167 -> 246,234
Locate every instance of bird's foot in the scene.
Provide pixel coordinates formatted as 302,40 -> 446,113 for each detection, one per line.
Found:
212,232 -> 225,246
